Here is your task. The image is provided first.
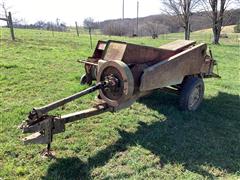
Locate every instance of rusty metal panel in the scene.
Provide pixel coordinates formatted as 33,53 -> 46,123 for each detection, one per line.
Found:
103,41 -> 127,61
200,55 -> 215,74
140,43 -> 207,91
122,43 -> 175,64
159,40 -> 196,52
98,41 -> 107,50
102,41 -> 195,64
92,40 -> 107,59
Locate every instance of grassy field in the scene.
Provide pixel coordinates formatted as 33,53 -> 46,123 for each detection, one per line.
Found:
0,27 -> 239,179
195,25 -> 237,34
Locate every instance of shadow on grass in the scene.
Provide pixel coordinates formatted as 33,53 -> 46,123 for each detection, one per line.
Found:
43,91 -> 240,179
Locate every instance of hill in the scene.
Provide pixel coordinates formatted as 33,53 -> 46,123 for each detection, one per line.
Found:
98,9 -> 240,36
195,25 -> 237,33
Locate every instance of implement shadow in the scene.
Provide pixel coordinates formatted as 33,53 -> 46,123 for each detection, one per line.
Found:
43,91 -> 240,179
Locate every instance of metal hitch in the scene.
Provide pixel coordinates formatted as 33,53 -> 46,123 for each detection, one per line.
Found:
21,115 -> 65,144
20,82 -> 111,154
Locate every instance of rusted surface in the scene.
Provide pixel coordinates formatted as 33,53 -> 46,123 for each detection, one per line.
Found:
101,41 -> 175,64
92,40 -> 107,58
159,40 -> 196,52
20,39 -> 217,150
22,103 -> 110,145
97,60 -> 134,107
61,104 -> 110,123
201,55 -> 215,75
103,41 -> 127,61
122,43 -> 176,64
130,64 -> 148,88
84,41 -> 107,83
140,43 -> 207,91
83,40 -> 207,85
98,40 -> 197,65
82,39 -> 216,97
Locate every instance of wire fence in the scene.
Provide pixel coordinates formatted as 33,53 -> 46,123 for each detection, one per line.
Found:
0,26 -> 239,45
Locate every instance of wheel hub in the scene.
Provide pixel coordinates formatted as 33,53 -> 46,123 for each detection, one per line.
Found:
189,85 -> 201,108
97,60 -> 134,107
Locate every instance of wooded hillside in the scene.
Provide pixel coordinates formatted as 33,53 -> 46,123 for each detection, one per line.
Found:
97,9 -> 240,36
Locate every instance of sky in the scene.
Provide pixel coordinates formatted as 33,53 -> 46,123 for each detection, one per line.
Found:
1,0 -> 162,26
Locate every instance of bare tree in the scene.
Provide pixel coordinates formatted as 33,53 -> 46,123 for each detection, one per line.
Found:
162,0 -> 200,40
0,0 -> 11,27
83,17 -> 96,30
140,22 -> 169,37
0,0 -> 23,27
201,0 -> 234,44
102,21 -> 129,36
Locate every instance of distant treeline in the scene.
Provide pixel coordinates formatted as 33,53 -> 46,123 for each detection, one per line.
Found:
13,20 -> 68,32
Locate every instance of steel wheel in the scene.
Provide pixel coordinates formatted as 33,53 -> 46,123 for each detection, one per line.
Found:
97,60 -> 134,107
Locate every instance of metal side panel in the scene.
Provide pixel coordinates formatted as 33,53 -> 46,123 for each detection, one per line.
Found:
140,43 -> 207,91
103,41 -> 127,61
122,43 -> 176,64
159,40 -> 196,52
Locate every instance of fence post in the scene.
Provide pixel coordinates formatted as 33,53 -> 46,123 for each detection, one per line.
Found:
51,23 -> 54,37
89,28 -> 92,49
8,12 -> 15,41
75,21 -> 79,37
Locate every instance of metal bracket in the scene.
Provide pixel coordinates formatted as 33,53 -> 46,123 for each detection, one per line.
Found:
21,115 -> 65,144
21,104 -> 110,145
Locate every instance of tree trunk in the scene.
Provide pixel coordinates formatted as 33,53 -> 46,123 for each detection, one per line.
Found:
184,0 -> 191,40
211,8 -> 221,44
184,28 -> 190,40
212,27 -> 220,44
4,11 -> 9,27
184,28 -> 188,40
184,21 -> 190,40
211,0 -> 226,44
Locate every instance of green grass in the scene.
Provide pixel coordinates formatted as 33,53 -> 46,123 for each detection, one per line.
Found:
0,28 -> 240,179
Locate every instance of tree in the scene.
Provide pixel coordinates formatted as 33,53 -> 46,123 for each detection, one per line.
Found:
83,17 -> 96,30
140,22 -> 169,37
102,21 -> 129,36
201,0 -> 233,44
233,20 -> 240,33
0,0 -> 11,27
162,0 -> 200,40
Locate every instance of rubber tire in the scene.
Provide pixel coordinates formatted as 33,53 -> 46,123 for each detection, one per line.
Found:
179,76 -> 204,111
80,74 -> 87,85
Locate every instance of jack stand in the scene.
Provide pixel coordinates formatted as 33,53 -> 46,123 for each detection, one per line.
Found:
41,143 -> 55,159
